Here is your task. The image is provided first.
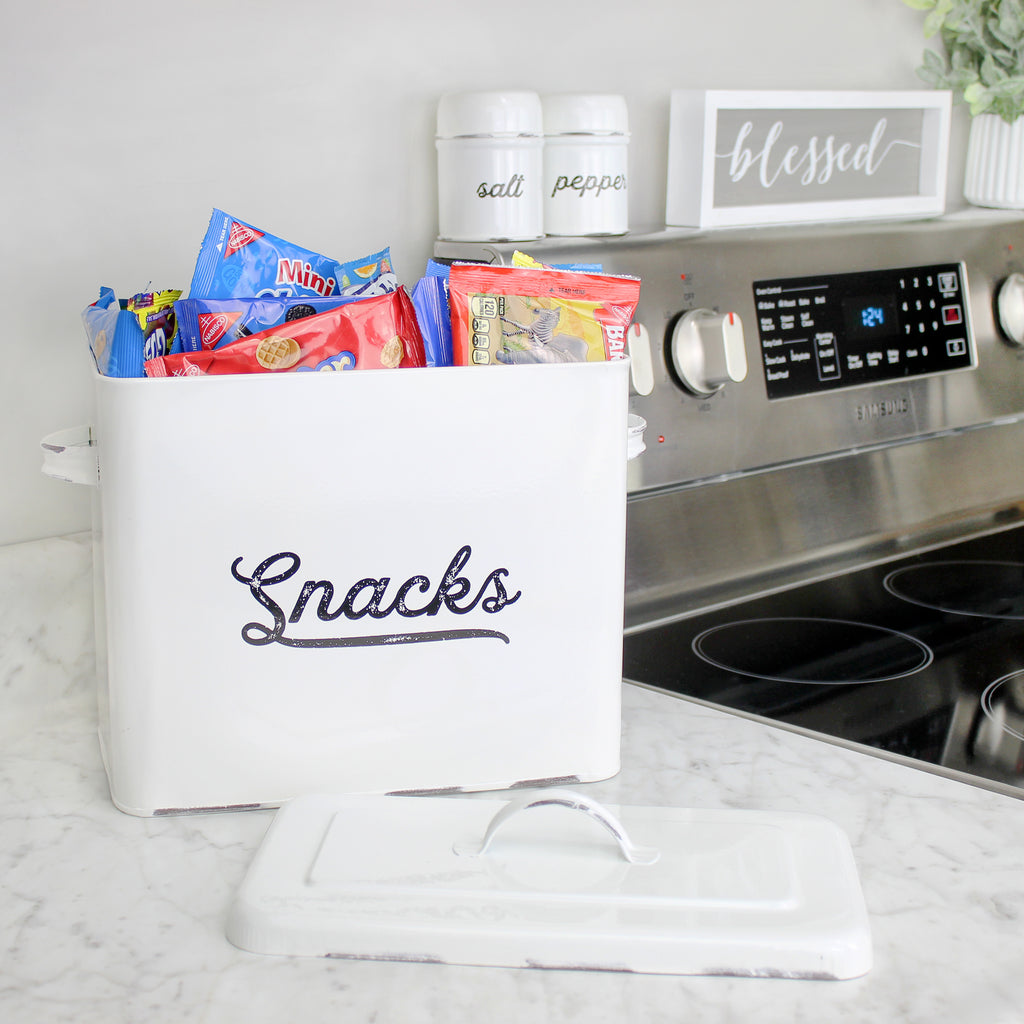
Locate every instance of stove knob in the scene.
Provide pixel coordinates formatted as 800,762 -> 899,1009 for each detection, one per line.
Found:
669,309 -> 747,397
997,273 -> 1024,346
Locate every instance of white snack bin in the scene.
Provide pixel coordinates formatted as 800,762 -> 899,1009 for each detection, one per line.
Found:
42,360 -> 629,816
542,94 -> 630,236
436,91 -> 544,242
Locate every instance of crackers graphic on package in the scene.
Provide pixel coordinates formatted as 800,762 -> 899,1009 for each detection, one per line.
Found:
144,289 -> 427,377
380,335 -> 405,368
255,335 -> 301,370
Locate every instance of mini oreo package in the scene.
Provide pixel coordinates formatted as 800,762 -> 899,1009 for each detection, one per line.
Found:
448,264 -> 640,366
188,208 -> 397,301
175,295 -> 366,351
145,288 -> 426,377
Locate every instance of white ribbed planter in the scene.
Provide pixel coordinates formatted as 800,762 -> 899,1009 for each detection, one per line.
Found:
964,113 -> 1024,209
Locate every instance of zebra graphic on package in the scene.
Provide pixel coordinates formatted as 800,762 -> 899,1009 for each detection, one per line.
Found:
498,304 -> 588,364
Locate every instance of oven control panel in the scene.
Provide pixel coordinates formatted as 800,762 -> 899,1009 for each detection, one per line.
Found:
753,263 -> 973,400
435,213 -> 1024,492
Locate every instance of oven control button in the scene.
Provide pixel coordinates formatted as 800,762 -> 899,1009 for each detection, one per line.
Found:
669,309 -> 747,396
997,273 -> 1024,346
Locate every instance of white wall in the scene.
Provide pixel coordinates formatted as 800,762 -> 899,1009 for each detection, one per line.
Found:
1,0 -> 960,545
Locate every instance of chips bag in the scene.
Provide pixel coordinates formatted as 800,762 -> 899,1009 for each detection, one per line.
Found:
447,264 -> 639,366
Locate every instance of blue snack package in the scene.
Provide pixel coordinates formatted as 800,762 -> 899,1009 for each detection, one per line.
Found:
410,275 -> 453,368
189,209 -> 344,299
333,246 -> 399,297
174,295 -> 366,351
425,257 -> 452,282
82,287 -> 146,377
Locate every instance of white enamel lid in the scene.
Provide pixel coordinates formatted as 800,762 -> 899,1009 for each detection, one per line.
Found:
227,789 -> 872,978
542,93 -> 629,135
436,91 -> 543,138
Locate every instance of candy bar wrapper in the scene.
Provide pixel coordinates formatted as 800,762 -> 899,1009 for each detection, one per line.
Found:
447,264 -> 639,366
145,288 -> 426,377
127,289 -> 181,359
175,295 -> 367,351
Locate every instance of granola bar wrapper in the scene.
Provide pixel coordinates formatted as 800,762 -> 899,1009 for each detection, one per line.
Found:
448,264 -> 639,366
145,288 -> 425,376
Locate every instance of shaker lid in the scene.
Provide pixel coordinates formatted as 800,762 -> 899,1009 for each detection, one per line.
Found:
542,93 -> 629,135
437,91 -> 543,138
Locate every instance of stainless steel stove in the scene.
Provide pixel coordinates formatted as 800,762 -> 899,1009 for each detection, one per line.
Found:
436,210 -> 1024,799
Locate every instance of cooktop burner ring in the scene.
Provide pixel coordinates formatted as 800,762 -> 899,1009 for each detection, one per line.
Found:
691,616 -> 935,686
883,560 -> 1024,620
981,671 -> 1024,743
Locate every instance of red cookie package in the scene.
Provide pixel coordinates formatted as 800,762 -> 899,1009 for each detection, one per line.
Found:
145,288 -> 425,377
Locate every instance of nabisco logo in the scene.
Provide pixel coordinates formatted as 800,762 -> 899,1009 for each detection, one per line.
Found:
198,311 -> 241,348
225,221 -> 264,258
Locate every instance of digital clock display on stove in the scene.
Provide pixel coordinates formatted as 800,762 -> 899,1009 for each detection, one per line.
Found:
753,263 -> 975,400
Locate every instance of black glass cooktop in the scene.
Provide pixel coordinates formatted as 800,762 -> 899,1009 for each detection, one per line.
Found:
622,522 -> 1024,797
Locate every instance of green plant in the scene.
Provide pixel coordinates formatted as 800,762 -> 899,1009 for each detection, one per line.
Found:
904,0 -> 1024,121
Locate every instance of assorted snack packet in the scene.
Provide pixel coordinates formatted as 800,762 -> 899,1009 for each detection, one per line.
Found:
144,288 -> 426,377
334,247 -> 399,297
83,287 -> 182,377
447,264 -> 640,366
175,295 -> 367,351
511,250 -> 603,273
410,274 -> 453,367
188,208 -> 395,300
127,289 -> 181,360
85,209 -> 642,380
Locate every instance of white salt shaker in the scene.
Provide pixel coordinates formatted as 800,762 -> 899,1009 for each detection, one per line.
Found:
542,94 -> 630,236
436,91 -> 544,242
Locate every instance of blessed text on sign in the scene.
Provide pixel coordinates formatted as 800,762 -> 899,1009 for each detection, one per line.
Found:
713,108 -> 925,207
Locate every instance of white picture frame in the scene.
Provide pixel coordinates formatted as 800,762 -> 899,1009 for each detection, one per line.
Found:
666,90 -> 952,229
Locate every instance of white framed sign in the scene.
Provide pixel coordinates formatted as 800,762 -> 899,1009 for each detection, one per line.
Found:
666,90 -> 952,229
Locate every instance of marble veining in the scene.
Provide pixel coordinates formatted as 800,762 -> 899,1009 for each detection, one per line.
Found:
3,534 -> 1024,1022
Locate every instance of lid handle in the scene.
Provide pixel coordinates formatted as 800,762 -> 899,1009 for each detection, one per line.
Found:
454,789 -> 660,865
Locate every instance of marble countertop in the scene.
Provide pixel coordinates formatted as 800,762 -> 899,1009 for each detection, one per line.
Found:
4,533 -> 1024,1023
